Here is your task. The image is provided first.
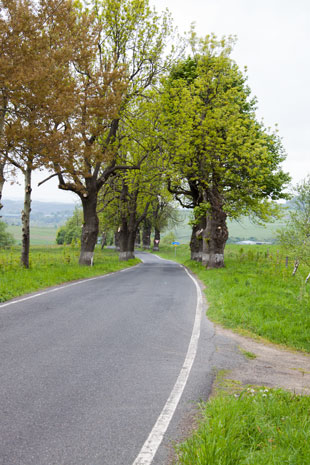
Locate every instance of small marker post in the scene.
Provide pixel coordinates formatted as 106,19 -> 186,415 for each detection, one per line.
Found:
172,241 -> 180,257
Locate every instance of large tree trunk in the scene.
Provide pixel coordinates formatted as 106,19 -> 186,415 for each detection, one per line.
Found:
142,219 -> 151,249
153,226 -> 160,251
190,216 -> 206,261
21,167 -> 32,268
135,228 -> 141,248
79,190 -> 99,265
119,220 -> 135,261
202,188 -> 228,268
114,230 -> 121,251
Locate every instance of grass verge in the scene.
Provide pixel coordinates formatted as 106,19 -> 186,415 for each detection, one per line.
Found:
174,378 -> 310,465
0,245 -> 139,302
153,244 -> 310,353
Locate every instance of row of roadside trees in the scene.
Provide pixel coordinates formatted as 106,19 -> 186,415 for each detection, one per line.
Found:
0,0 -> 290,268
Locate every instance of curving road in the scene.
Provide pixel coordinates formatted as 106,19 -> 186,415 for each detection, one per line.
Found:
0,252 -> 229,465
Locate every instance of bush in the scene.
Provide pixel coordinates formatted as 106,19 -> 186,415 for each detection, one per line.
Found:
56,207 -> 82,245
0,221 -> 15,247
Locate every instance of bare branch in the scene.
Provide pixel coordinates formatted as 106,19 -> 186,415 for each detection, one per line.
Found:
38,172 -> 65,187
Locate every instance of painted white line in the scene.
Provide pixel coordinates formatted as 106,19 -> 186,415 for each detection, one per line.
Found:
0,265 -> 139,309
132,266 -> 203,465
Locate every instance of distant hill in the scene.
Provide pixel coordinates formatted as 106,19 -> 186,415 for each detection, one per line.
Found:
167,207 -> 289,244
1,199 -> 78,227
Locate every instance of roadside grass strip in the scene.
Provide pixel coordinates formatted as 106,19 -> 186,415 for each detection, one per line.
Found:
0,246 -> 139,303
154,244 -> 310,353
174,386 -> 310,465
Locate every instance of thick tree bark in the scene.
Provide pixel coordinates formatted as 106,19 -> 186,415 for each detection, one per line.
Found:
119,219 -> 136,261
79,190 -> 99,265
21,167 -> 32,268
142,219 -> 152,249
153,227 -> 160,251
135,228 -> 141,248
202,188 -> 228,268
114,230 -> 121,251
190,217 -> 206,261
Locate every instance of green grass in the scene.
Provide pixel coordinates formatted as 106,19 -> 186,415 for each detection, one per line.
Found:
7,225 -> 57,245
0,245 -> 139,302
154,244 -> 310,352
174,386 -> 310,465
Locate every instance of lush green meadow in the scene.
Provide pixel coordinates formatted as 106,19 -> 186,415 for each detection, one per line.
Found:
0,245 -> 139,302
155,244 -> 310,353
7,225 -> 57,245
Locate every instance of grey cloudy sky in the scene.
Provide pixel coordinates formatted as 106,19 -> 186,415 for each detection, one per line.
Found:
3,0 -> 309,202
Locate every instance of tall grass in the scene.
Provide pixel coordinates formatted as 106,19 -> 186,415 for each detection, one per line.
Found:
175,387 -> 310,465
154,244 -> 310,352
0,245 -> 139,302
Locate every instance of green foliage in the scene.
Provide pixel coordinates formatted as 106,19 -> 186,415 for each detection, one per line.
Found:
0,220 -> 15,247
56,207 -> 83,245
175,388 -> 310,465
278,176 -> 310,267
160,34 -> 290,221
161,231 -> 176,245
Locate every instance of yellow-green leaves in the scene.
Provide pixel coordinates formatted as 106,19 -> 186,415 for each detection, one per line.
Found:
159,34 -> 290,221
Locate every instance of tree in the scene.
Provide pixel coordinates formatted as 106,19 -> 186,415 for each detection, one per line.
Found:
160,35 -> 290,268
150,194 -> 181,251
0,0 -> 84,266
56,207 -> 83,245
278,176 -> 310,281
98,148 -> 163,260
41,0 -> 173,265
0,220 -> 14,247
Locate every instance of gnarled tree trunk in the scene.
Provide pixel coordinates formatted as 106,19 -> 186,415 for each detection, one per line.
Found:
119,219 -> 136,261
135,228 -> 141,248
202,188 -> 228,268
142,219 -> 151,249
114,230 -> 121,251
21,167 -> 32,268
79,190 -> 99,265
190,216 -> 206,261
153,226 -> 160,251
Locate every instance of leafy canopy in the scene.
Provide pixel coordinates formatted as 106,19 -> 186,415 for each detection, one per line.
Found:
160,34 -> 290,221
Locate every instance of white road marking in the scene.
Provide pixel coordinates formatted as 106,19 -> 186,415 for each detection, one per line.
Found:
0,266 -> 139,309
132,266 -> 203,465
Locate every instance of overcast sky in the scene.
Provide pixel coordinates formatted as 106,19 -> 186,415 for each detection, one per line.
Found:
3,0 -> 309,203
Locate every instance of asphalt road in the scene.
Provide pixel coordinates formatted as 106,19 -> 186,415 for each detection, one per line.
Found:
0,252 -> 242,465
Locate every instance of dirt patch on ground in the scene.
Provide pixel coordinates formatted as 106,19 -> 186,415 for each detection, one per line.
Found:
215,325 -> 310,395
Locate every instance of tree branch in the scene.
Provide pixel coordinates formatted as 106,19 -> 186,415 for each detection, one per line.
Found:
38,172 -> 65,187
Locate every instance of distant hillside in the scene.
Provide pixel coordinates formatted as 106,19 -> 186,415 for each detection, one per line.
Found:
1,199 -> 78,227
167,207 -> 288,244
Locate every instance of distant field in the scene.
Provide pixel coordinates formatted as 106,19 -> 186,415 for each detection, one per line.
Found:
7,225 -> 57,245
227,217 -> 287,242
6,214 -> 288,246
169,213 -> 287,244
